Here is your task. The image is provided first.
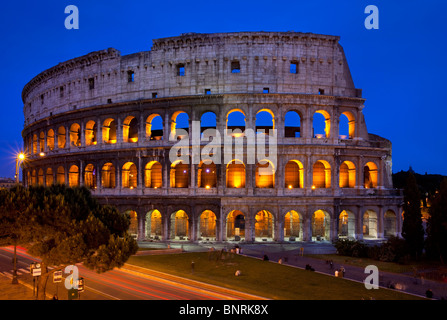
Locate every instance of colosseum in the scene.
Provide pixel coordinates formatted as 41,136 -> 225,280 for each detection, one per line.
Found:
21,31 -> 403,244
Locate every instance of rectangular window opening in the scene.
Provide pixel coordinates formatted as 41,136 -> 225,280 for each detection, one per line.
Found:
263,87 -> 270,94
152,92 -> 158,98
88,78 -> 95,90
177,64 -> 185,76
205,89 -> 211,95
231,61 -> 241,73
318,88 -> 325,95
127,70 -> 135,82
290,61 -> 298,74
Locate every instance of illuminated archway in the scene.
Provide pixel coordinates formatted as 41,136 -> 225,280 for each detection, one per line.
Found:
170,160 -> 189,188
102,118 -> 117,144
226,210 -> 245,240
69,123 -> 81,147
255,160 -> 275,188
312,210 -> 330,240
125,210 -> 138,238
38,168 -> 44,185
285,160 -> 304,189
122,162 -> 137,189
123,116 -> 138,143
45,168 -> 53,186
226,159 -> 245,188
339,161 -> 356,188
101,163 -> 116,188
84,163 -> 96,189
284,210 -> 302,241
145,161 -> 162,188
199,210 -> 217,240
47,129 -> 55,151
338,210 -> 355,238
312,160 -> 331,188
146,114 -> 163,140
57,126 -> 66,149
170,210 -> 189,240
254,210 -> 274,241
363,210 -> 378,238
56,166 -> 65,184
198,160 -> 216,188
68,165 -> 79,187
85,120 -> 97,146
364,162 -> 378,188
145,209 -> 162,240
339,111 -> 355,139
313,110 -> 331,138
170,111 -> 189,139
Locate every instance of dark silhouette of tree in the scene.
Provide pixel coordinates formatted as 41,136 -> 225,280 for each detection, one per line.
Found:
401,172 -> 425,259
0,185 -> 138,299
426,178 -> 447,262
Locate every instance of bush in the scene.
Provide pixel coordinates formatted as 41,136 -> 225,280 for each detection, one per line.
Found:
333,239 -> 368,257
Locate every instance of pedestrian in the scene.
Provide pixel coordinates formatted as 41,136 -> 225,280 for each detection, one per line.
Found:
263,254 -> 269,261
340,266 -> 345,277
329,260 -> 333,270
426,289 -> 433,299
335,270 -> 339,277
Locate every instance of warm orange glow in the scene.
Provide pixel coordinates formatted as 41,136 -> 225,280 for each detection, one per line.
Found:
129,137 -> 138,143
18,153 -> 25,161
206,185 -> 210,189
39,152 -> 45,157
312,185 -> 316,190
288,185 -> 293,189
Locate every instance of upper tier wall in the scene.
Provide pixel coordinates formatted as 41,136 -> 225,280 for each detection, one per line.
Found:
22,32 -> 360,126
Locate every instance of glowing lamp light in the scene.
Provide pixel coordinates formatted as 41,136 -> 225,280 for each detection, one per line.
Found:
39,152 -> 45,157
205,185 -> 210,189
288,185 -> 293,189
311,185 -> 316,190
18,153 -> 25,161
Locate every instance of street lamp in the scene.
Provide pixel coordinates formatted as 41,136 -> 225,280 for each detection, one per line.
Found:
15,152 -> 25,184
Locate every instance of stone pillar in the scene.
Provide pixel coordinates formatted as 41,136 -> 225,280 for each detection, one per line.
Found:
138,211 -> 145,241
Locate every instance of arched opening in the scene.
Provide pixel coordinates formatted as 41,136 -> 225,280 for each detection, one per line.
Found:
312,210 -> 330,241
254,210 -> 274,241
85,120 -> 97,146
31,169 -> 36,185
285,160 -> 304,189
226,109 -> 245,137
255,109 -> 274,135
69,123 -> 81,147
284,210 -> 302,241
170,161 -> 189,188
255,160 -> 275,188
101,163 -> 116,188
146,114 -> 163,140
171,111 -> 189,139
313,110 -> 331,138
339,161 -> 356,188
144,161 -> 162,188
312,160 -> 331,188
45,168 -> 53,186
384,210 -> 397,238
122,162 -> 137,189
125,210 -> 138,238
363,210 -> 378,238
102,118 -> 117,144
200,112 -> 217,137
338,210 -> 355,238
226,210 -> 245,241
57,126 -> 66,149
170,210 -> 189,240
198,210 -> 217,240
198,160 -> 217,188
56,166 -> 65,184
47,129 -> 55,151
84,163 -> 96,189
145,209 -> 162,240
364,162 -> 378,188
123,116 -> 138,143
226,159 -> 245,188
339,111 -> 355,139
284,110 -> 301,138
68,165 -> 79,187
38,168 -> 44,185
39,132 -> 45,153
32,134 -> 37,154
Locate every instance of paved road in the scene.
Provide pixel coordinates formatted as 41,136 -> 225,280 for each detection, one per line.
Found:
0,246 -> 263,300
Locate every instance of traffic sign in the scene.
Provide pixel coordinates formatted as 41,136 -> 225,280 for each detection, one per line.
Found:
77,277 -> 84,292
53,270 -> 62,283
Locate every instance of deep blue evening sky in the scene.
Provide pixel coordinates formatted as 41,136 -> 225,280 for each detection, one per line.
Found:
0,0 -> 446,179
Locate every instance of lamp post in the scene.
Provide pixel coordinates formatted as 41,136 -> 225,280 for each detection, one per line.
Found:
15,152 -> 25,184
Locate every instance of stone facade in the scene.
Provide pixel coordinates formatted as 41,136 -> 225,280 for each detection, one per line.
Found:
21,31 -> 403,243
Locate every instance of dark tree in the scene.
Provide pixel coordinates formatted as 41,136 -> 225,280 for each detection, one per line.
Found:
401,172 -> 425,259
0,185 -> 138,299
426,178 -> 447,262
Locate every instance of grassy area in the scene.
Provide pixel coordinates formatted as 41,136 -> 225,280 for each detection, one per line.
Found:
308,254 -> 443,274
127,252 -> 424,300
